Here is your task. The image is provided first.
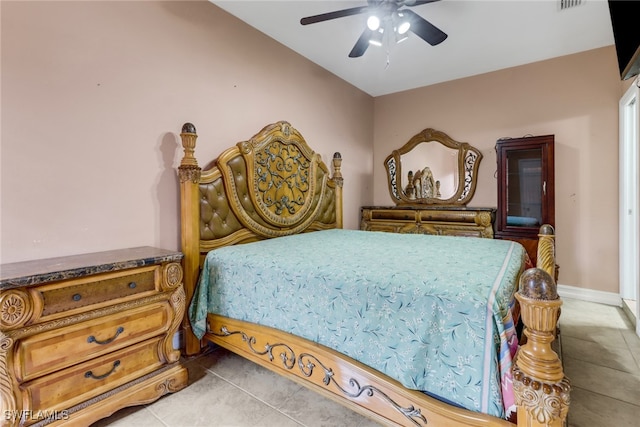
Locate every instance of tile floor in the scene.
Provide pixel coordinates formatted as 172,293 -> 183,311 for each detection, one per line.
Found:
93,298 -> 640,427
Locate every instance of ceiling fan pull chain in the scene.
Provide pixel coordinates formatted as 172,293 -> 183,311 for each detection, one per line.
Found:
384,23 -> 391,68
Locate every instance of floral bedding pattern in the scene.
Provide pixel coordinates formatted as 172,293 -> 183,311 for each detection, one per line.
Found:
189,229 -> 526,418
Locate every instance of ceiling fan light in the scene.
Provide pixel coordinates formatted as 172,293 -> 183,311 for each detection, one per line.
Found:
369,28 -> 384,46
397,20 -> 410,35
395,32 -> 409,44
367,15 -> 380,31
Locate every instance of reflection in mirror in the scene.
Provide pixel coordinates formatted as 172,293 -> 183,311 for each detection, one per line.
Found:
401,142 -> 459,200
384,128 -> 482,206
506,148 -> 543,227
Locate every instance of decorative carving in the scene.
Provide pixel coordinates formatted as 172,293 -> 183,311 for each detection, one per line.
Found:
459,150 -> 480,201
211,326 -> 428,427
254,140 -> 311,217
474,211 -> 493,228
154,377 -> 182,395
179,123 -> 201,184
178,165 -> 201,184
536,225 -> 556,279
513,368 -> 570,425
1,334 -> 18,426
180,123 -> 198,168
514,229 -> 569,427
0,289 -> 33,329
162,286 -> 185,363
212,327 -> 297,369
386,157 -> 399,199
217,123 -> 331,236
297,352 -> 427,426
163,263 -> 183,290
332,152 -> 343,188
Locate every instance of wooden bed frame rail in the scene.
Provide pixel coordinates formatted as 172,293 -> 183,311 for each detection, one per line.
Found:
177,122 -> 569,427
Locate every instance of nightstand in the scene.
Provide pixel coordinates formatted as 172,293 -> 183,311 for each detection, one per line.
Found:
0,247 -> 188,426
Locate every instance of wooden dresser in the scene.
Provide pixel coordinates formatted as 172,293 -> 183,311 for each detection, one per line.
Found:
360,206 -> 496,238
0,247 -> 188,426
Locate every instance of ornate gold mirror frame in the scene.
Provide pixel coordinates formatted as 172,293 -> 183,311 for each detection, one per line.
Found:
384,128 -> 482,206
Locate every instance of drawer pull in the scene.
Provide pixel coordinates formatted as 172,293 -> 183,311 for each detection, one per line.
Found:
72,293 -> 82,301
128,282 -> 137,289
87,326 -> 124,345
85,360 -> 120,380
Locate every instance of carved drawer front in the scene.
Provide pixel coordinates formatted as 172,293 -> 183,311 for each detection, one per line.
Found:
38,266 -> 158,318
23,337 -> 165,414
371,209 -> 415,221
16,301 -> 172,382
439,228 -> 483,238
364,223 -> 401,233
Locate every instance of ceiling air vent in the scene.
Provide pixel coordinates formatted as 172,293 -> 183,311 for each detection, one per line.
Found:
559,0 -> 584,11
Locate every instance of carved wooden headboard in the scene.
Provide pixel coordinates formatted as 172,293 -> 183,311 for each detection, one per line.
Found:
178,121 -> 343,353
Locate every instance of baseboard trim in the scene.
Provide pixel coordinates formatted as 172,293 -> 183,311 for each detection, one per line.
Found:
556,283 -> 622,306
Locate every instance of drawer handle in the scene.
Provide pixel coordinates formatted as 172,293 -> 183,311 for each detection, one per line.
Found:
128,282 -> 137,289
87,326 -> 124,345
72,293 -> 82,301
85,360 -> 120,380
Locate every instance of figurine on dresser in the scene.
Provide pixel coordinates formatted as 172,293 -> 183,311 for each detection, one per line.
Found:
405,167 -> 441,200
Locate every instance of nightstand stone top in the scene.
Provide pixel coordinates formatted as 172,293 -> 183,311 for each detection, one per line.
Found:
0,246 -> 183,290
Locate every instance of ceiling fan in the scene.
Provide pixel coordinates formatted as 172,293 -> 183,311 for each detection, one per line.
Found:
300,0 -> 447,58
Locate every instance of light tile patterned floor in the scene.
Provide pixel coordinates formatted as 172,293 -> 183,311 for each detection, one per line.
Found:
93,298 -> 640,427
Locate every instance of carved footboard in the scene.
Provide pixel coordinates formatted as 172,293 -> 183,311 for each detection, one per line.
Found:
204,315 -> 514,427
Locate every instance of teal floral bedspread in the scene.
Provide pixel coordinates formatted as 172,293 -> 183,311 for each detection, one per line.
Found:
189,229 -> 526,418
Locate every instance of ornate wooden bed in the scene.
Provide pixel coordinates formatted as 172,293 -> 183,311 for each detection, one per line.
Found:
177,121 -> 570,427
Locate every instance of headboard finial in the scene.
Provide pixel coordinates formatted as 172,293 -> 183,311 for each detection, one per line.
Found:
180,123 -> 199,169
182,122 -> 196,134
332,152 -> 343,188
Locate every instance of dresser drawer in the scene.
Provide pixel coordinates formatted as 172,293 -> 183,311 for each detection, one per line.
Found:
36,266 -> 158,318
16,301 -> 172,382
23,337 -> 165,414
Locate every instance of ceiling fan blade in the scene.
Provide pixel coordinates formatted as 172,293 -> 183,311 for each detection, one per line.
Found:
349,28 -> 373,58
403,9 -> 447,46
300,5 -> 370,25
404,0 -> 442,6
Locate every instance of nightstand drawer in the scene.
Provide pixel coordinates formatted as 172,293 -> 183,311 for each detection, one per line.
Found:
24,337 -> 165,414
16,301 -> 172,382
38,266 -> 158,317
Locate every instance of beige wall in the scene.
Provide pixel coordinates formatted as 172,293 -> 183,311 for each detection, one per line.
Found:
1,1 -> 373,263
1,1 -> 630,296
373,46 -> 624,293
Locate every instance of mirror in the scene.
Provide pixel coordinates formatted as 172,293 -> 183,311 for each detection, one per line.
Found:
384,128 -> 482,206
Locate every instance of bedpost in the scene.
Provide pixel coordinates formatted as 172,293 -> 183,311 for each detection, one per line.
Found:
536,224 -> 556,280
332,152 -> 343,228
513,225 -> 570,427
178,123 -> 202,356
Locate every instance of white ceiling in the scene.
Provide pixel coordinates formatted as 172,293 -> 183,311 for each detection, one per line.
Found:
211,0 -> 615,97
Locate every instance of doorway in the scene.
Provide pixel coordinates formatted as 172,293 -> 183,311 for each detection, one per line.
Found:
619,77 -> 640,337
